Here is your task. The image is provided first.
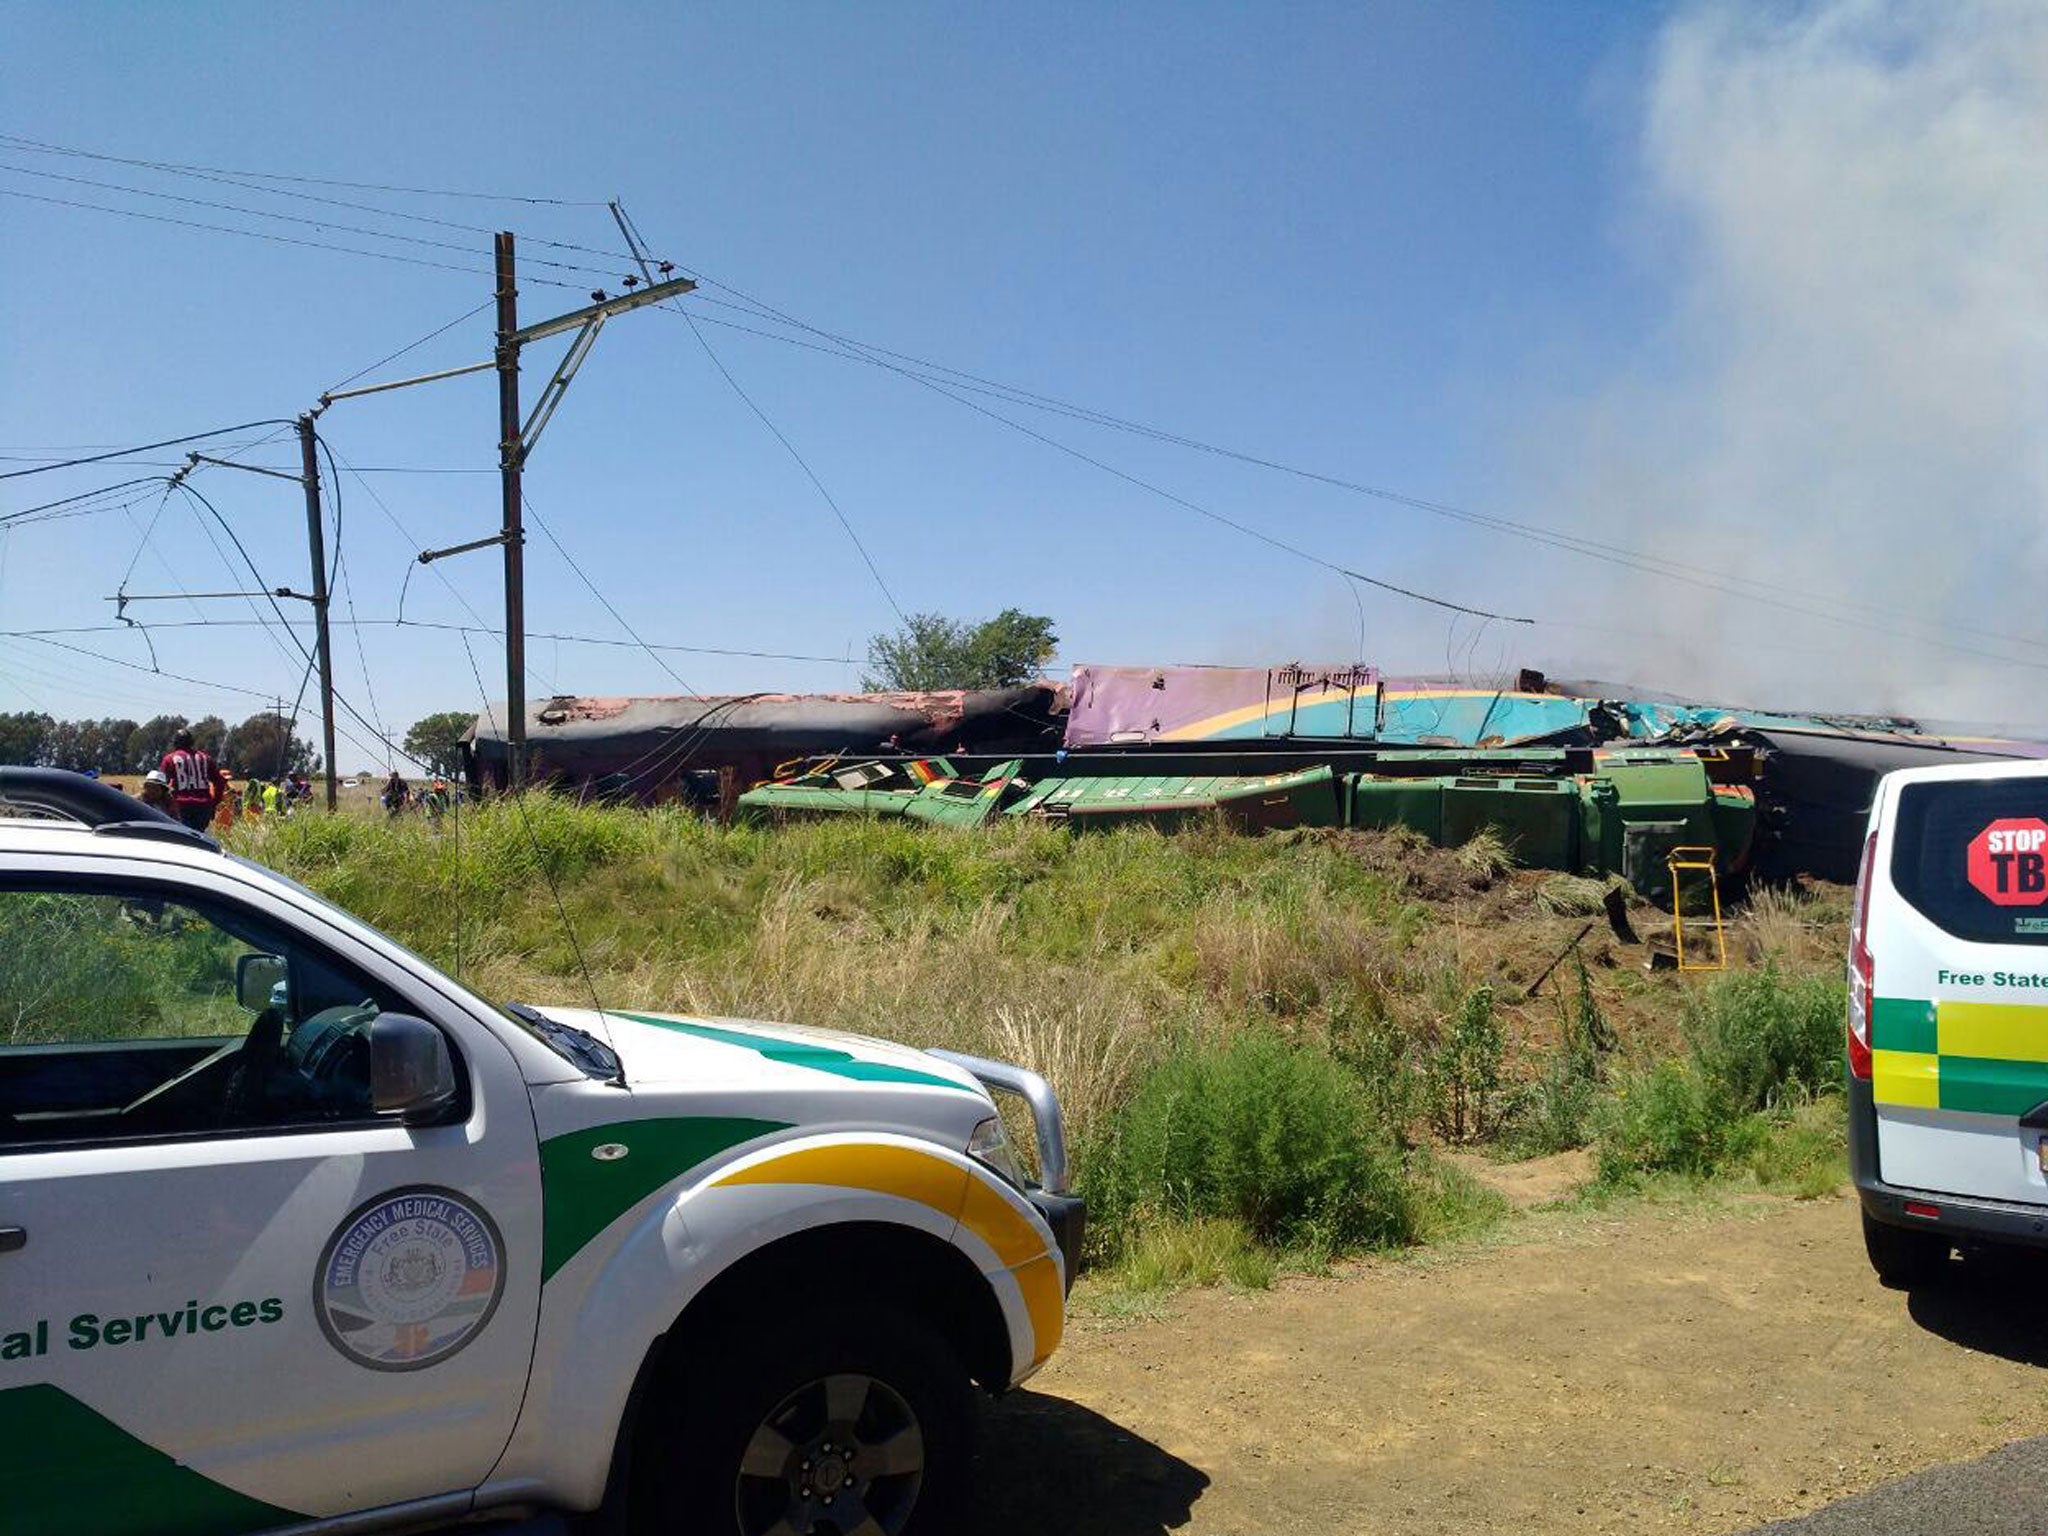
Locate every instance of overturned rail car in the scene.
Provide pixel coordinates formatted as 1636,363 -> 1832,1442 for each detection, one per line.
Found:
735,749 -> 1758,900
467,665 -> 2048,884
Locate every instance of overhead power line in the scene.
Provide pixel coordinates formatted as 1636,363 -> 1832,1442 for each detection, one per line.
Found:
0,161 -> 623,280
670,284 -> 2048,670
0,618 -> 864,667
611,201 -> 909,626
0,131 -> 611,207
0,421 -> 289,482
0,186 -> 586,290
0,133 -> 634,261
322,299 -> 494,395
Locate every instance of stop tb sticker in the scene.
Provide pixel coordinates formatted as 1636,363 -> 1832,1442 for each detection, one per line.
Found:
1967,818 -> 2048,905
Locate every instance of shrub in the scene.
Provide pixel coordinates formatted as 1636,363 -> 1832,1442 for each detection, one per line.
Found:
1507,957 -> 1612,1156
1742,1098 -> 1848,1198
1329,1007 -> 1424,1148
1596,1059 -> 1751,1180
1685,965 -> 1847,1115
1084,1030 -> 1412,1254
1427,984 -> 1504,1142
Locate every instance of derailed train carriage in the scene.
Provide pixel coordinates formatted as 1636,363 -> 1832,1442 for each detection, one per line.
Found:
464,664 -> 2048,892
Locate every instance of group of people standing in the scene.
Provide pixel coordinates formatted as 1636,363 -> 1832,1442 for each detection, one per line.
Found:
381,768 -> 456,821
135,729 -> 310,830
127,736 -> 461,829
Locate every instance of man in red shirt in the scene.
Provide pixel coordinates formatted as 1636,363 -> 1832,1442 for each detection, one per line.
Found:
158,728 -> 221,833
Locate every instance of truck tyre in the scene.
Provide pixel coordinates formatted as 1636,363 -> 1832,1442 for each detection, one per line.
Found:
647,1302 -> 975,1536
1862,1210 -> 1951,1289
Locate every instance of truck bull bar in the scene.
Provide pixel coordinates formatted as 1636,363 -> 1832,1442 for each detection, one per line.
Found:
926,1049 -> 1072,1196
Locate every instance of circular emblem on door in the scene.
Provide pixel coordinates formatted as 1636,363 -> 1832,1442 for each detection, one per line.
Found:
315,1186 -> 505,1372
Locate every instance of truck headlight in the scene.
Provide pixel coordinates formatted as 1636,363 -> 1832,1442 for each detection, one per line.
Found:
968,1114 -> 1026,1189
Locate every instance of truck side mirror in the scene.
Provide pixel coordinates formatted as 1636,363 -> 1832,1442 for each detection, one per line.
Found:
369,1013 -> 459,1124
235,953 -> 287,1011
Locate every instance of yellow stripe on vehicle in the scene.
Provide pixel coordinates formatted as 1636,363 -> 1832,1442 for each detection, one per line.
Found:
712,1141 -> 1061,1369
1873,1048 -> 1941,1109
1937,1001 -> 2048,1064
712,1142 -> 969,1215
956,1169 -> 1051,1268
1010,1254 -> 1065,1368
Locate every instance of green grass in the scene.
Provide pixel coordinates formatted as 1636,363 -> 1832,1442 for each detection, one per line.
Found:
232,802 -> 1850,1296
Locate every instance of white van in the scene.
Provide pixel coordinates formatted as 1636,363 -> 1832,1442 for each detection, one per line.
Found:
1851,759 -> 2048,1285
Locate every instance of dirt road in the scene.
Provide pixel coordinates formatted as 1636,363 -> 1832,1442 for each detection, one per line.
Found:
974,1190 -> 2048,1535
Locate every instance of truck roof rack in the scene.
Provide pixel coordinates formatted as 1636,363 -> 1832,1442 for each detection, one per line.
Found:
0,766 -> 220,851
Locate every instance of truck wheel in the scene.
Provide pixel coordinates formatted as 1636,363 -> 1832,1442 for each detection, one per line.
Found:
1863,1210 -> 1951,1289
650,1303 -> 974,1536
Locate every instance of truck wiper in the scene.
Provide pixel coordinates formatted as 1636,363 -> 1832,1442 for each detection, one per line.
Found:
505,1001 -> 625,1085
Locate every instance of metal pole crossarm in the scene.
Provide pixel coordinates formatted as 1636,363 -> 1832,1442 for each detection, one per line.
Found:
519,313 -> 606,456
186,454 -> 308,485
509,273 -> 695,346
317,358 -> 495,408
418,530 -> 510,565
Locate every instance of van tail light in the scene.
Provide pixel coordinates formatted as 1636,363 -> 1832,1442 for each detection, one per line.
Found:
1848,830 -> 1877,1080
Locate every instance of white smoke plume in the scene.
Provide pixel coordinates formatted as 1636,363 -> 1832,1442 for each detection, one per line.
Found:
1517,0 -> 2048,726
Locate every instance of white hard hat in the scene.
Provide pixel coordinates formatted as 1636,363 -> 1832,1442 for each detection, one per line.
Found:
144,770 -> 169,786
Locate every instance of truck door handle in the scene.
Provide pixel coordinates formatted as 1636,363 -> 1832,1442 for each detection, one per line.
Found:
0,1227 -> 24,1254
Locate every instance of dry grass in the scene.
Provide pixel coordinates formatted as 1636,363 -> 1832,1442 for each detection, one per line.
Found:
240,802 -> 1849,1199
1736,882 -> 1851,970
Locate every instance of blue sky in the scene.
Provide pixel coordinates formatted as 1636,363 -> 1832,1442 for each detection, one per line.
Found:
10,2 -> 2038,761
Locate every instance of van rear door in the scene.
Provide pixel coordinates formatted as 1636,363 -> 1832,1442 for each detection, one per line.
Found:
1873,766 -> 2048,1205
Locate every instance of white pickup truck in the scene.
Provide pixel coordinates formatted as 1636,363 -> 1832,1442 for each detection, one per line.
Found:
0,768 -> 1081,1536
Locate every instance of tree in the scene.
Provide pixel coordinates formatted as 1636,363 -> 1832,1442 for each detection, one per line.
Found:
0,712 -> 53,767
403,711 -> 476,778
223,712 -> 315,779
862,609 -> 1058,692
189,716 -> 229,758
87,718 -> 140,775
127,715 -> 189,775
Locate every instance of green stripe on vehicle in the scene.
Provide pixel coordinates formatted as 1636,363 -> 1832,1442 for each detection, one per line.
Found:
539,1115 -> 788,1282
1936,1055 -> 2048,1117
0,1384 -> 301,1536
1871,996 -> 1938,1055
609,1012 -> 978,1094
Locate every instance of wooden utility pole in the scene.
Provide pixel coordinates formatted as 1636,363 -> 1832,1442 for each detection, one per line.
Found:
296,414 -> 339,810
495,231 -> 527,793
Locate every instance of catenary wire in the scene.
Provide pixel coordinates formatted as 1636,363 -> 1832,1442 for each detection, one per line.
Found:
322,299 -> 496,396
0,135 -> 636,261
675,290 -> 2048,663
666,299 -> 1530,624
0,618 -> 865,666
0,187 -> 586,290
0,162 -> 625,278
0,421 -> 292,482
611,202 -> 909,626
457,629 -> 607,1016
523,494 -> 703,694
672,297 -> 2048,670
0,131 -> 611,206
319,437 -> 561,696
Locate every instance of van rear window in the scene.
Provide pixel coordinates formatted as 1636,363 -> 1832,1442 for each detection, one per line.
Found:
1891,780 -> 2048,945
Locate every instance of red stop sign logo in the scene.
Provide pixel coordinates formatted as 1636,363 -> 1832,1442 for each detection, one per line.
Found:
1967,818 -> 2048,905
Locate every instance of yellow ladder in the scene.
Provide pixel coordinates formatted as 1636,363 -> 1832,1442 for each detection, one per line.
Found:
1667,845 -> 1727,972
